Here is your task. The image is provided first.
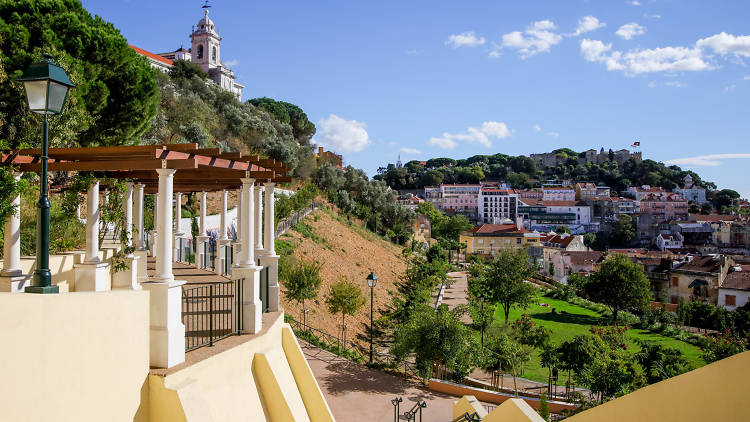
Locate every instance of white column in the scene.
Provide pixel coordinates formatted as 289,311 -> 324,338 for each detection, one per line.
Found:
199,191 -> 207,236
0,172 -> 29,293
113,181 -> 140,290
85,181 -> 101,264
259,181 -> 280,312
2,173 -> 22,276
263,182 -> 276,256
174,192 -> 183,263
238,179 -> 255,267
134,183 -> 149,284
153,169 -> 175,282
143,168 -> 185,368
75,179 -> 109,291
150,195 -> 159,257
123,182 -> 134,249
174,192 -> 183,235
233,176 -> 262,334
216,189 -> 230,275
134,184 -> 145,250
220,190 -> 229,242
197,191 -> 209,268
254,185 -> 264,254
233,188 -> 243,266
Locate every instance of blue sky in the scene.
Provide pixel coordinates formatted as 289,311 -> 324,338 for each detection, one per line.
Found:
82,0 -> 749,197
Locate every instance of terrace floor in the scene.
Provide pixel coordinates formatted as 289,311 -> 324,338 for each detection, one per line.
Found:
146,257 -> 230,284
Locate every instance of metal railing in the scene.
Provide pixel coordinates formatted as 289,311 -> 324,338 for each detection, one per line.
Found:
223,243 -> 233,275
182,278 -> 244,352
275,201 -> 324,238
451,412 -> 481,422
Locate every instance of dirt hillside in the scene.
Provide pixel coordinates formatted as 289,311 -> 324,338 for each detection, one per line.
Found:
279,207 -> 408,350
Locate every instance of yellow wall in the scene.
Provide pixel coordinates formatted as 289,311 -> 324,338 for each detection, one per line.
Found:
157,313 -> 332,422
566,350 -> 750,422
3,248 -> 118,292
461,233 -> 539,256
0,290 -> 150,422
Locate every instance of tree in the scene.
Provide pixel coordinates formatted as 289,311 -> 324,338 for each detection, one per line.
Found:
584,253 -> 652,321
0,0 -> 159,147
281,260 -> 323,330
635,340 -> 689,383
701,332 -> 748,363
325,277 -> 366,348
539,392 -> 550,422
480,249 -> 537,323
468,295 -> 494,347
248,97 -> 316,142
700,203 -> 713,215
557,335 -> 596,390
391,304 -> 477,382
556,225 -> 570,234
611,215 -> 635,246
169,59 -> 207,80
488,334 -> 533,396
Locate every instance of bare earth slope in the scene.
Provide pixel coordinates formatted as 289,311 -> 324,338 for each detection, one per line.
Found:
280,208 -> 408,349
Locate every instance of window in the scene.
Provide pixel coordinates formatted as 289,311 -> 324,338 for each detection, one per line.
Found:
477,239 -> 484,245
671,276 -> 679,287
516,238 -> 522,244
726,295 -> 736,306
212,46 -> 217,62
197,44 -> 204,59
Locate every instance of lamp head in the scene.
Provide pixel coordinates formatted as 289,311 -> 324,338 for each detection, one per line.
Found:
366,272 -> 377,288
17,54 -> 75,115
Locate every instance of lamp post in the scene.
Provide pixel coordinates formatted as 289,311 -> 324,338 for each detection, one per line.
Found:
367,271 -> 378,364
17,54 -> 75,294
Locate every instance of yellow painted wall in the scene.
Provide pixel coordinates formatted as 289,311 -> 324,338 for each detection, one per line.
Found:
159,314 -> 327,422
282,326 -> 335,422
567,350 -> 750,422
1,248 -> 117,292
0,290 -> 150,422
452,396 -> 487,420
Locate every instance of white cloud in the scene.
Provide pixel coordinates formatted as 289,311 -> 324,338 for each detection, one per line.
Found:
548,132 -> 560,138
428,136 -> 458,149
533,124 -> 542,133
644,13 -> 661,19
501,20 -> 563,58
725,84 -> 737,92
406,49 -> 419,55
631,0 -> 641,5
665,153 -> 750,167
315,114 -> 370,152
400,147 -> 422,155
570,16 -> 606,37
648,81 -> 657,88
580,38 -> 713,75
744,75 -> 750,80
616,23 -> 646,40
429,121 -> 512,149
224,59 -> 239,66
697,32 -> 750,57
664,81 -> 687,88
488,47 -> 502,59
446,31 -> 486,48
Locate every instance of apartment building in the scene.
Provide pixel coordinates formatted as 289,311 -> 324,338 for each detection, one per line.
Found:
542,186 -> 575,201
479,187 -> 519,223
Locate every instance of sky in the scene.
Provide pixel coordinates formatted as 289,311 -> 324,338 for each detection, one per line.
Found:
82,0 -> 750,197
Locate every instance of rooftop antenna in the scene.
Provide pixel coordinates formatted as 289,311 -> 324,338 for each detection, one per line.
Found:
202,0 -> 211,9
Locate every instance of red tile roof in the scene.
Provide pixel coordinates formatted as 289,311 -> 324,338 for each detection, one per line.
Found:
468,224 -> 530,235
482,188 -> 516,193
692,214 -> 739,223
565,251 -> 605,266
723,266 -> 750,291
540,233 -> 575,247
129,45 -> 173,66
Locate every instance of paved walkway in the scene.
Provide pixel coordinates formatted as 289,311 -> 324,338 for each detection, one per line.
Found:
303,342 -> 462,422
146,257 -> 230,284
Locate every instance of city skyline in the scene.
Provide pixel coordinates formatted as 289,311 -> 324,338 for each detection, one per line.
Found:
83,0 -> 749,197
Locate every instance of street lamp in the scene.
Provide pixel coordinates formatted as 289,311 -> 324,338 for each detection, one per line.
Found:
367,271 -> 378,364
17,54 -> 75,294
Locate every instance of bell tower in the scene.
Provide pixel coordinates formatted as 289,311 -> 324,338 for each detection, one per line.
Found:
190,8 -> 221,73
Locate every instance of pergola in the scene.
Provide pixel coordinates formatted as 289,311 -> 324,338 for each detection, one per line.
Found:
1,143 -> 288,368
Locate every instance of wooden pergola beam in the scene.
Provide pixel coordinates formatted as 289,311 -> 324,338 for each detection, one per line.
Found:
19,158 -> 199,172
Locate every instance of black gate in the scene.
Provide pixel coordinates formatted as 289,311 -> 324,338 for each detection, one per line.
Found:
182,278 -> 244,352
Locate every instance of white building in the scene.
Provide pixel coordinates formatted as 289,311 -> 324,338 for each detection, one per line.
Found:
542,201 -> 591,224
130,9 -> 244,100
542,186 -> 575,201
718,265 -> 750,310
674,174 -> 708,204
479,188 -> 519,223
656,232 -> 684,250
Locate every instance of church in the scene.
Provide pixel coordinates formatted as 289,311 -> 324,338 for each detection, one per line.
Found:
130,8 -> 244,99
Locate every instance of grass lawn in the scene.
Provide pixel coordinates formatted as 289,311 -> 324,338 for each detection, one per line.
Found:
489,292 -> 705,384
